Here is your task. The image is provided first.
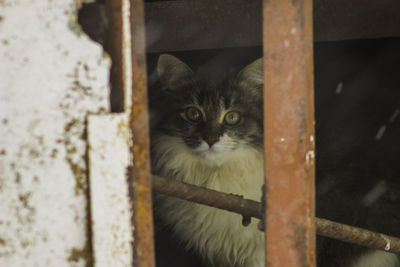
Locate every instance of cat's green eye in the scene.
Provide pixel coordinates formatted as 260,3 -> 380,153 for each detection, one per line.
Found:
224,111 -> 240,125
185,107 -> 202,123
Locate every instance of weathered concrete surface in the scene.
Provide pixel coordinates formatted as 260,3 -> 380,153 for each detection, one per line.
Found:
88,114 -> 133,267
0,0 -> 110,266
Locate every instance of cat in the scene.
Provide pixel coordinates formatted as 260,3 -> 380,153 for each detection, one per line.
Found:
150,54 -> 265,267
149,53 -> 400,267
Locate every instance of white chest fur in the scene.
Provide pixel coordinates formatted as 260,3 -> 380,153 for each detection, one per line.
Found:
153,135 -> 265,267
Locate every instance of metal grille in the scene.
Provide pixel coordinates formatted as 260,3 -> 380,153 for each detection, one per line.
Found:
126,0 -> 400,266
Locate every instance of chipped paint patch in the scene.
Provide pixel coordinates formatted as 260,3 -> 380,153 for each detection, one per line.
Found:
63,119 -> 88,195
68,241 -> 92,267
305,150 -> 315,165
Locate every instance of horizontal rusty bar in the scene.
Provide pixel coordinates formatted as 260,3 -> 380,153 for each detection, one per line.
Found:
152,175 -> 400,255
130,0 -> 156,266
153,175 -> 263,222
145,0 -> 400,52
317,218 -> 400,254
263,0 -> 315,266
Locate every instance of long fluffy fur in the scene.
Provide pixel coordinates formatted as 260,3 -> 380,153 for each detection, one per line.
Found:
152,134 -> 265,267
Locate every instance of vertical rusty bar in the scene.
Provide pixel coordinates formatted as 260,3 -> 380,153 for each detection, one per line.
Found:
105,0 -> 133,112
263,0 -> 316,267
105,0 -> 124,112
130,0 -> 156,266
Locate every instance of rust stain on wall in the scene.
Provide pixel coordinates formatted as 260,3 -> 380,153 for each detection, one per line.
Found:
68,241 -> 92,267
64,119 -> 87,195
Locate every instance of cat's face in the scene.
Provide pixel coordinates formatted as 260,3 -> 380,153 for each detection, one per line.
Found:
150,54 -> 263,162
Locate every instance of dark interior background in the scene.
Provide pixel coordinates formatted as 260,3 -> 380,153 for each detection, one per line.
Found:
146,39 -> 400,267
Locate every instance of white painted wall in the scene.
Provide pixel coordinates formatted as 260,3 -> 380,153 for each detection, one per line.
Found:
0,0 -> 133,266
88,114 -> 133,267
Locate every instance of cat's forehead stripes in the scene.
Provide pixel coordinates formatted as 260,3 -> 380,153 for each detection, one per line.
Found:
191,94 -> 233,124
218,99 -> 230,124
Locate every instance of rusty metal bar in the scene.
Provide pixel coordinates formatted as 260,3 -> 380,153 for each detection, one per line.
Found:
130,0 -> 156,266
104,0 -> 124,112
317,218 -> 400,254
152,175 -> 400,254
153,175 -> 263,223
263,0 -> 316,266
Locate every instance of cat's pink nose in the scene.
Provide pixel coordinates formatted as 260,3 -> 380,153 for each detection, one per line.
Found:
205,136 -> 219,147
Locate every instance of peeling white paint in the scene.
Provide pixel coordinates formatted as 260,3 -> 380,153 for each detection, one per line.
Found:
284,40 -> 290,48
0,0 -> 110,266
305,150 -> 315,165
88,114 -> 133,267
86,1 -> 134,266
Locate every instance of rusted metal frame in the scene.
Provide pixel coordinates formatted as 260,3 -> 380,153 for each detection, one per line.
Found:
105,0 -> 125,112
104,0 -> 131,112
263,0 -> 316,266
152,175 -> 400,254
130,0 -> 156,266
104,0 -> 133,112
145,0 -> 400,53
153,175 -> 263,224
317,218 -> 400,254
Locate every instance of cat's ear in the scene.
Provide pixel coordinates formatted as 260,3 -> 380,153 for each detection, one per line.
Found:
157,54 -> 194,89
236,58 -> 263,100
237,58 -> 263,87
